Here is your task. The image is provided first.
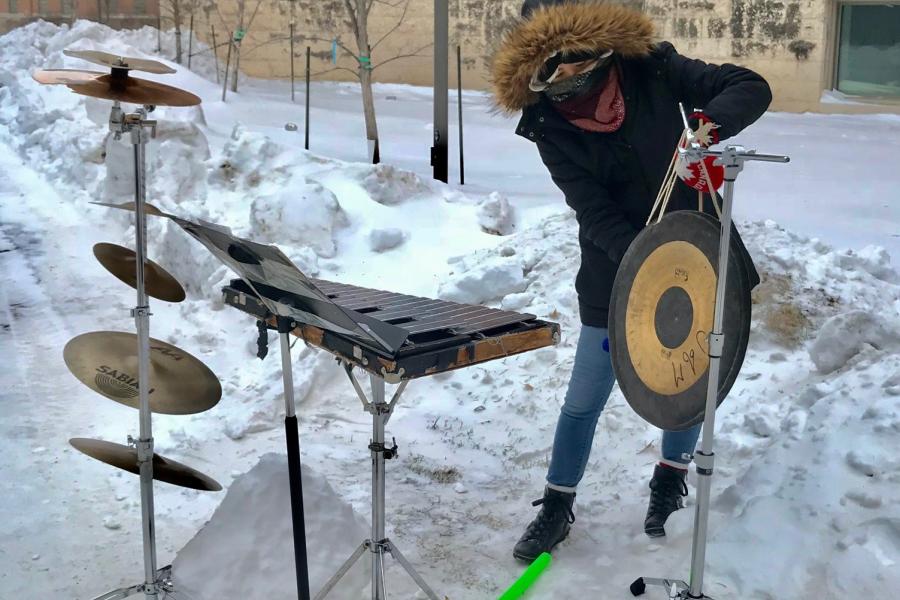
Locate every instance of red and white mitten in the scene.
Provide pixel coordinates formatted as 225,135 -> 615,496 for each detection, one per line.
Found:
676,112 -> 724,192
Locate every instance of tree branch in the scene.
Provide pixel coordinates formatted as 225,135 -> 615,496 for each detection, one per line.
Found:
298,35 -> 356,61
245,0 -> 266,31
371,0 -> 409,52
310,66 -> 361,80
342,0 -> 360,40
372,42 -> 433,71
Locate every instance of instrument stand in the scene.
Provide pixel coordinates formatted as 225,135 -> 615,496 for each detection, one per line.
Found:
632,145 -> 789,599
92,103 -> 167,600
314,362 -> 441,600
276,317 -> 312,600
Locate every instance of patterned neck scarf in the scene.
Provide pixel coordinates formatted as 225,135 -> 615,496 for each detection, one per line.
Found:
551,63 -> 626,133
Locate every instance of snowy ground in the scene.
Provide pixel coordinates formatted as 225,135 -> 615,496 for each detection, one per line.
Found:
1,20 -> 899,600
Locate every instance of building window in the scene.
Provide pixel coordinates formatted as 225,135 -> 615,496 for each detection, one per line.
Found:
836,3 -> 900,97
134,0 -> 146,14
37,0 -> 48,14
9,0 -> 17,14
62,0 -> 73,15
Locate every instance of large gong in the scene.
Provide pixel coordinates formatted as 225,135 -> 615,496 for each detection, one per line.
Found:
608,211 -> 751,431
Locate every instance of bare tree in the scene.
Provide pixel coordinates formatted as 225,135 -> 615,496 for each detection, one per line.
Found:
299,0 -> 432,163
160,0 -> 188,64
205,0 -> 268,93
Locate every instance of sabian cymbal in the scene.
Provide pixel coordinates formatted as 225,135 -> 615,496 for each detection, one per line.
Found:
64,331 -> 222,415
32,69 -> 201,106
63,49 -> 176,74
90,200 -> 170,217
608,210 -> 751,431
93,243 -> 186,303
70,438 -> 221,491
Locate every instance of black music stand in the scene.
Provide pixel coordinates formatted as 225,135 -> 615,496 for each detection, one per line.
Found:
156,215 -> 438,600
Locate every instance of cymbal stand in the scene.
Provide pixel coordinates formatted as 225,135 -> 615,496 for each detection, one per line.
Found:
314,362 -> 441,600
92,102 -> 170,600
631,139 -> 789,599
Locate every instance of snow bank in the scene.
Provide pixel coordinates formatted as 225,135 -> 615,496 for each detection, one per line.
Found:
710,348 -> 900,597
173,453 -> 369,599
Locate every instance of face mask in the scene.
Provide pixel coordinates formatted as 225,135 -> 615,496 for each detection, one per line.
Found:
543,54 -> 613,103
528,49 -> 614,95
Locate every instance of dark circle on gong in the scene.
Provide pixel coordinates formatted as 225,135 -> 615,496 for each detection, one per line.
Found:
654,286 -> 694,349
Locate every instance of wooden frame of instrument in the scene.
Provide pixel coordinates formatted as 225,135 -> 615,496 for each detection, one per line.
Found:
223,281 -> 560,383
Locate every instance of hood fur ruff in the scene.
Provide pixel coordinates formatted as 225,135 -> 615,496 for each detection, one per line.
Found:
491,2 -> 655,113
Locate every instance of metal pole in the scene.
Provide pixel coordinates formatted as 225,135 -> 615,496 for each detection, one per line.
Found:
187,11 -> 194,69
222,33 -> 233,102
456,44 -> 464,185
278,319 -> 312,600
370,374 -> 387,600
290,23 -> 295,102
156,9 -> 161,53
305,46 -> 310,150
431,0 -> 448,183
211,25 -> 220,84
687,168 -> 736,598
131,109 -> 158,600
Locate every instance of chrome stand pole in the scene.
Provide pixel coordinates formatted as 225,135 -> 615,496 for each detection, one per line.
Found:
93,104 -> 171,600
632,145 -> 788,600
370,373 -> 387,600
315,363 -> 439,600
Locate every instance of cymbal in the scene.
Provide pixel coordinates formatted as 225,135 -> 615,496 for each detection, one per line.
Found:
93,243 -> 186,303
608,210 -> 751,431
90,200 -> 170,217
32,69 -> 201,106
63,49 -> 176,74
70,438 -> 221,491
64,331 -> 222,415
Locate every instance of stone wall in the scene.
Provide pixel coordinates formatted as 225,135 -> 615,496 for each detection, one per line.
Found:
0,0 -> 159,34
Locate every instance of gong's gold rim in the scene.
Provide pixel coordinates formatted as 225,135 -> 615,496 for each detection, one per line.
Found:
624,240 -> 716,396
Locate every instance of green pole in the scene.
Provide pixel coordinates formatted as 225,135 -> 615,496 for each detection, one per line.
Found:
498,553 -> 552,600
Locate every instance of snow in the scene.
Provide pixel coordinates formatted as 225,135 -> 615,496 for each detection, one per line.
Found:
1,18 -> 899,600
173,453 -> 370,599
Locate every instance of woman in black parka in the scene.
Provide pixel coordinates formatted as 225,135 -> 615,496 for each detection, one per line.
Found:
491,0 -> 771,561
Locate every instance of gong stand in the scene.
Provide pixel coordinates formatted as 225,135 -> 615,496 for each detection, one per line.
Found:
632,144 -> 789,600
93,102 -> 171,600
313,363 -> 439,600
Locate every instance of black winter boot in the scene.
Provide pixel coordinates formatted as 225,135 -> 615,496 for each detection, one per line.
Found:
644,464 -> 689,538
513,487 -> 575,562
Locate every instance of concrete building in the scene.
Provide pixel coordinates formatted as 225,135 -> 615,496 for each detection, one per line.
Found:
0,0 -> 159,34
3,1 -> 898,114
201,0 -> 899,114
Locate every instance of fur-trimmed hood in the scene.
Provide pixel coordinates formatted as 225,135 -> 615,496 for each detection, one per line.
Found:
491,2 -> 655,113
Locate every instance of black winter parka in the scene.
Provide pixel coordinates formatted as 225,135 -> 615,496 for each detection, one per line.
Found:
515,42 -> 771,327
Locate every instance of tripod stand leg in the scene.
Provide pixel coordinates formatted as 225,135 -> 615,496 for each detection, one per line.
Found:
313,541 -> 368,600
385,539 -> 441,600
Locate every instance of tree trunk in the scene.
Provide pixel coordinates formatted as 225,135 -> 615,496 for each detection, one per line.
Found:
230,0 -> 246,93
173,0 -> 183,64
359,66 -> 380,164
355,0 -> 379,163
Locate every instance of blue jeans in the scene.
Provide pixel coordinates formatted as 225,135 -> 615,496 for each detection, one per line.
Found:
546,325 -> 702,488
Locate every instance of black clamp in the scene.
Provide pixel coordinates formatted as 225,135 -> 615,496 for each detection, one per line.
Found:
369,437 -> 399,460
256,319 -> 269,360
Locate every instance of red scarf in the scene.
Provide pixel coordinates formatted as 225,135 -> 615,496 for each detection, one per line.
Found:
552,64 -> 625,133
